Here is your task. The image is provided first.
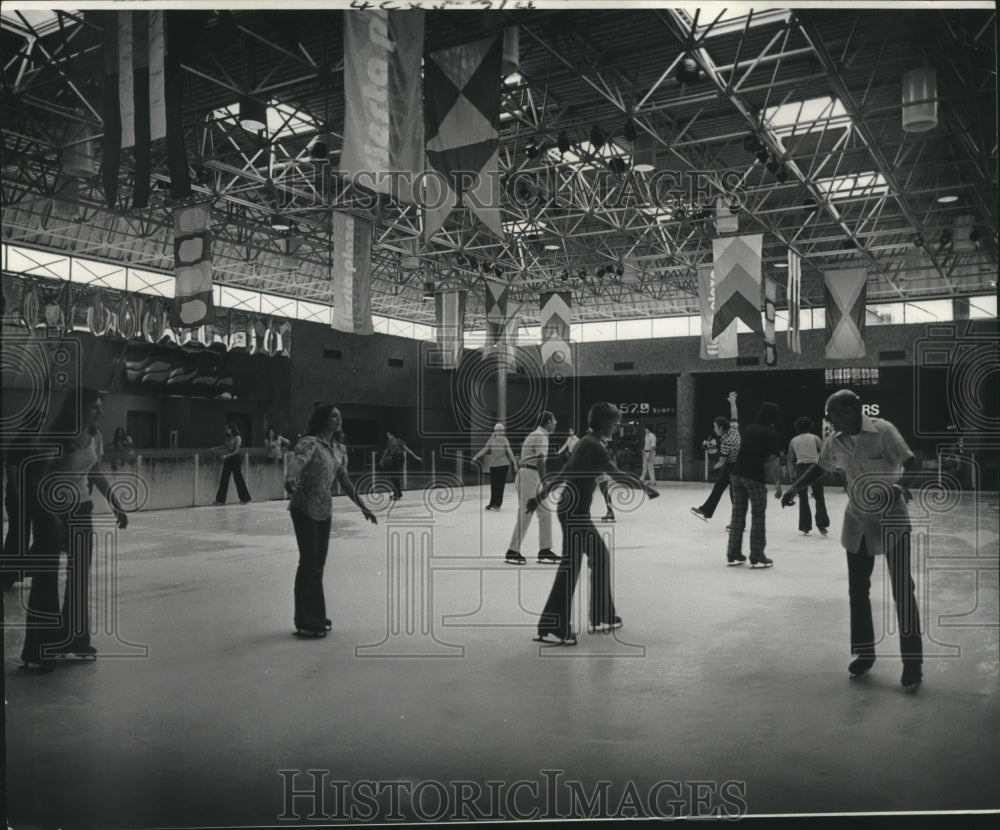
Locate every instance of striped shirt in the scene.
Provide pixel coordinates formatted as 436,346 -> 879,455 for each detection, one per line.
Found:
719,423 -> 741,462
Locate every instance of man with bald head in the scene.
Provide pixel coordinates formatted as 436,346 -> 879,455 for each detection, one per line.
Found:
783,390 -> 924,692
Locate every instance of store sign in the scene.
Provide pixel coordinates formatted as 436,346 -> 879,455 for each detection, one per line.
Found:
618,402 -> 675,416
862,403 -> 880,417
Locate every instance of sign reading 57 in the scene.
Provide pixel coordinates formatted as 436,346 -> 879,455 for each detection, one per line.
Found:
619,402 -> 650,414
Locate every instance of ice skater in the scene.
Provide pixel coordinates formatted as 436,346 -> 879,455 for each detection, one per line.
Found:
691,391 -> 739,524
782,390 -> 923,692
527,402 -> 660,645
786,416 -> 829,536
503,411 -> 559,565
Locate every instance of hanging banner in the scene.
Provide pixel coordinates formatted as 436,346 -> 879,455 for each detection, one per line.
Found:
141,296 -> 167,343
331,212 -> 374,335
99,10 -> 166,209
423,35 -> 503,240
341,10 -> 425,203
117,293 -> 144,340
786,249 -> 802,354
434,290 -> 466,369
698,265 -> 737,360
764,277 -> 777,366
712,234 -> 763,338
825,268 -> 868,360
172,202 -> 215,328
483,281 -> 509,348
539,291 -> 572,377
500,312 -> 519,374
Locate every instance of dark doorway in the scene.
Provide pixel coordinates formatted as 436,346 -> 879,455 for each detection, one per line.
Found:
126,411 -> 158,449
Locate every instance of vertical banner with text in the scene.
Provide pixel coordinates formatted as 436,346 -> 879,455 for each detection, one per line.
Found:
331,212 -> 374,335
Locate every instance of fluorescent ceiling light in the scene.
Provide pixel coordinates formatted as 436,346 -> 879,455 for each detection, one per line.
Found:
937,194 -> 959,203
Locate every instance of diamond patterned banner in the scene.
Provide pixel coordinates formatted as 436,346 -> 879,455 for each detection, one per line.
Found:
484,280 -> 508,348
712,234 -> 763,338
824,268 -> 868,359
423,35 -> 503,240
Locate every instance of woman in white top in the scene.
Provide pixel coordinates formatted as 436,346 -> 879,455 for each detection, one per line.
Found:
472,423 -> 517,510
787,416 -> 829,535
21,387 -> 129,671
212,423 -> 252,505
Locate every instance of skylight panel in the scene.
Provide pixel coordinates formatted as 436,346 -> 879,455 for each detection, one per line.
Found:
1,9 -> 78,36
814,172 -> 889,201
212,100 -> 319,139
676,7 -> 791,38
762,96 -> 850,136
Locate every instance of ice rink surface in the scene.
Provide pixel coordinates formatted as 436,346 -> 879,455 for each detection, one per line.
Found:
4,482 -> 998,827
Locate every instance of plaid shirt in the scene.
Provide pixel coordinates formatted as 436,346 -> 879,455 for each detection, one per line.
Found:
719,423 -> 741,462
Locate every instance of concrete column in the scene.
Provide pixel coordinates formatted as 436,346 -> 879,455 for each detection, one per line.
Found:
677,372 -> 696,481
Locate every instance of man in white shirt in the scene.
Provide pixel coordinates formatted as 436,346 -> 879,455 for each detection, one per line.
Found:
782,390 -> 923,692
505,411 -> 559,565
639,427 -> 658,485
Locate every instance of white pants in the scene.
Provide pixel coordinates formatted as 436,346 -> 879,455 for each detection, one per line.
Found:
508,467 -> 552,553
641,450 -> 657,482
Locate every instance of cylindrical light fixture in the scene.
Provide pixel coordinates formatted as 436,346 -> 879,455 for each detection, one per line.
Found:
901,68 -> 937,133
239,96 -> 268,132
308,138 -> 328,160
502,27 -> 520,76
269,213 -> 292,232
715,196 -> 739,234
632,133 -> 656,172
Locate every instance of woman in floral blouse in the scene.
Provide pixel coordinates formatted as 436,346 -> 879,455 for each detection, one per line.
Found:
284,403 -> 376,637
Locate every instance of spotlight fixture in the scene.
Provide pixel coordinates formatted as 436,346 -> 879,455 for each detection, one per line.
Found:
590,125 -> 605,151
969,228 -> 982,243
912,234 -> 925,248
673,206 -> 686,221
493,265 -> 503,277
557,131 -> 571,155
765,158 -> 780,176
239,96 -> 268,132
525,140 -> 540,158
743,134 -> 763,154
308,138 -> 328,160
623,119 -> 638,142
937,229 -> 952,250
269,213 -> 292,232
727,198 -> 741,215
559,269 -> 569,281
675,55 -> 701,84
615,264 -> 624,277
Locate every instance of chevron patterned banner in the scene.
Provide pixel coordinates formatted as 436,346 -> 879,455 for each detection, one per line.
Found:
786,249 -> 802,354
341,10 -> 424,203
539,291 -> 572,377
423,35 -> 503,240
331,212 -> 374,334
824,268 -> 868,359
764,277 -> 777,366
172,202 -> 215,328
712,234 -> 763,338
435,290 -> 466,369
698,265 -> 737,360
